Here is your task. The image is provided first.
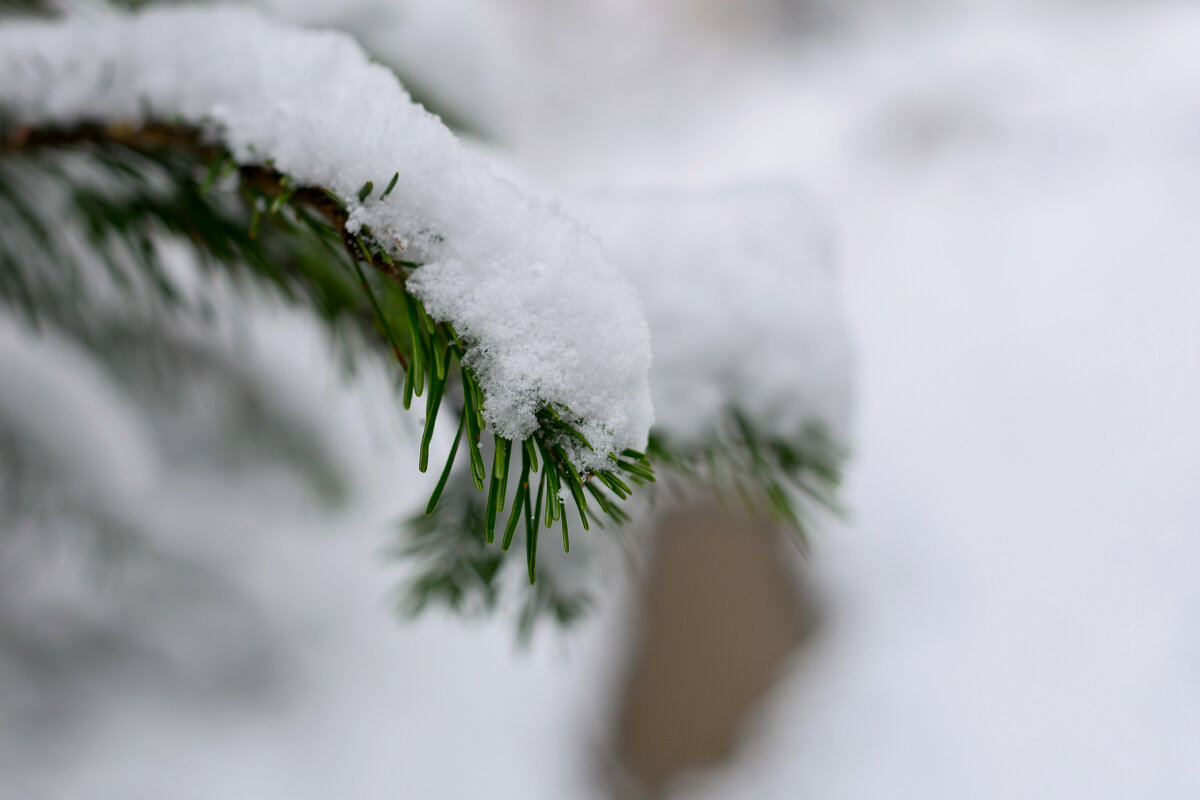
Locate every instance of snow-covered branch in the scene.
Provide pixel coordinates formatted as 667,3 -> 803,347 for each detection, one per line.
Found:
0,5 -> 654,471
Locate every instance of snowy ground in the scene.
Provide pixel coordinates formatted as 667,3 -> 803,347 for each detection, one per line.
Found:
4,1 -> 1200,798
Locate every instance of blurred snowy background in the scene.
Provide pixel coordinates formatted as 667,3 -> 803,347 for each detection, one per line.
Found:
3,0 -> 1199,797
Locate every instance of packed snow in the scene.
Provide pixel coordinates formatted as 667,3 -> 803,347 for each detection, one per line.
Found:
0,5 -> 653,465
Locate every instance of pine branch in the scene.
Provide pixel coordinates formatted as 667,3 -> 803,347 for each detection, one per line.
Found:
0,118 -> 655,579
396,414 -> 844,634
0,8 -> 851,635
396,460 -> 596,639
0,7 -> 666,595
6,121 -> 401,273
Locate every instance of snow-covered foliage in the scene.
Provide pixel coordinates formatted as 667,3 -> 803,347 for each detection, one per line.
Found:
0,5 -> 653,466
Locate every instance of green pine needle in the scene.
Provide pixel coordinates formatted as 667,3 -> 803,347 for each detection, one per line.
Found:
425,417 -> 464,517
380,172 -> 399,200
501,449 -> 530,552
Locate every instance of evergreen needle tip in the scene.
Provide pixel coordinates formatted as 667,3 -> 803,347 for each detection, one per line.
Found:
381,171 -> 399,200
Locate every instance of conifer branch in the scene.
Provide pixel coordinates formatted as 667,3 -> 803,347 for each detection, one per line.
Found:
0,8 -> 850,634
4,122 -> 403,282
0,117 -> 656,583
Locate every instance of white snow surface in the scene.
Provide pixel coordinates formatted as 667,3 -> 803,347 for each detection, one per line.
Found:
0,5 -> 653,466
574,184 -> 853,446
